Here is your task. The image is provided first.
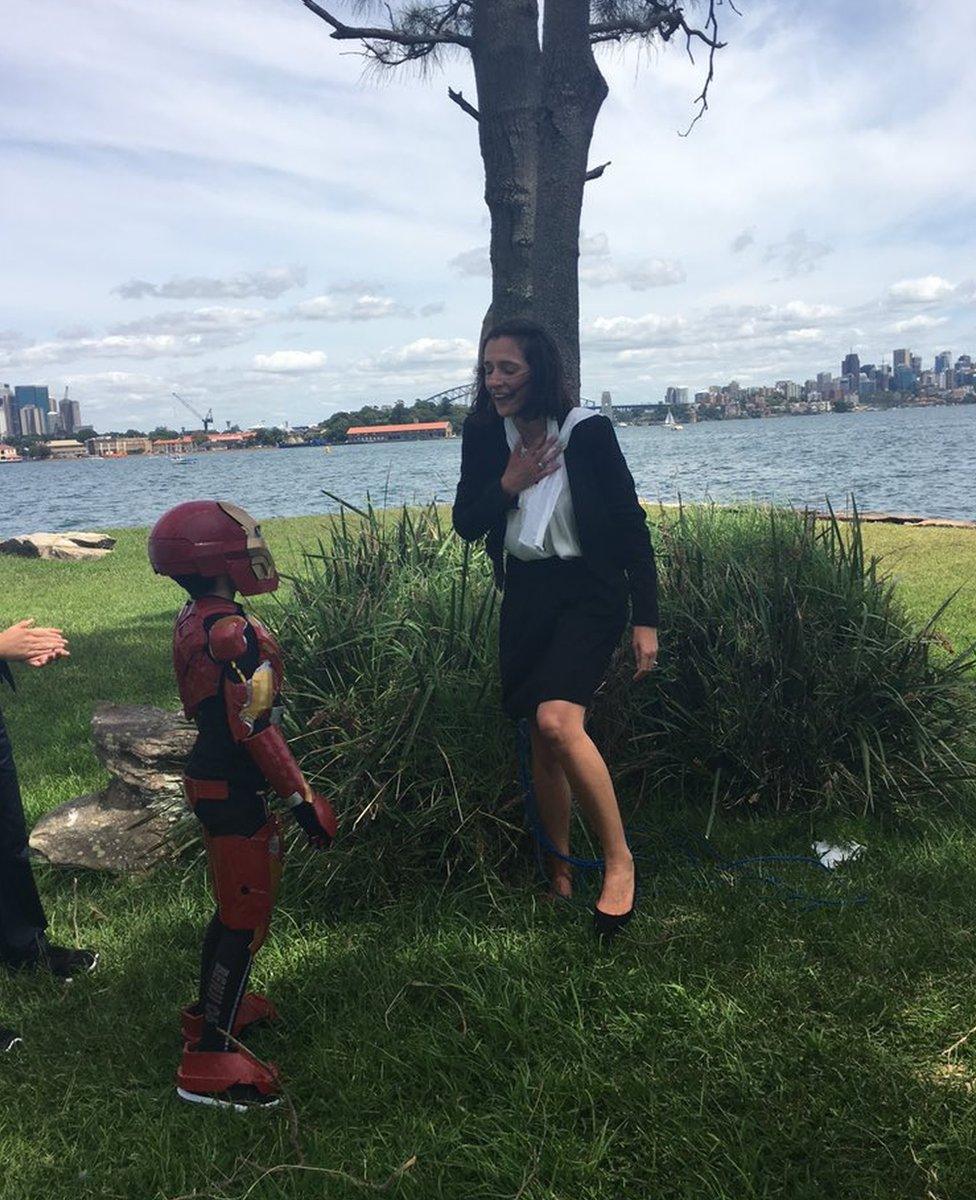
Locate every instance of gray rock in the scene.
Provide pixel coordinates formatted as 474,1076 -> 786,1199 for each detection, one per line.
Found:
29,703 -> 195,872
0,531 -> 117,560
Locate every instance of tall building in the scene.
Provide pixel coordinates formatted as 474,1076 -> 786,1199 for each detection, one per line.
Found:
934,350 -> 952,374
665,386 -> 689,406
817,372 -> 833,389
0,385 -> 14,437
893,348 -> 910,368
600,390 -> 614,422
842,352 -> 860,381
60,396 -> 82,434
893,365 -> 917,392
15,385 -> 49,412
910,353 -> 922,375
18,405 -> 45,436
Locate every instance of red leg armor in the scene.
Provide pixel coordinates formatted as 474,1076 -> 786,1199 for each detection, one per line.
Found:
180,992 -> 280,1045
205,817 -> 283,953
176,1044 -> 281,1107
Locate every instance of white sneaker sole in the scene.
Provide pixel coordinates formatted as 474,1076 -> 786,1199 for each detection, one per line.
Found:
60,951 -> 100,983
176,1086 -> 280,1112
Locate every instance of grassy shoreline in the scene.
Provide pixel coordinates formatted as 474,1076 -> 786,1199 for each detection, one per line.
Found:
2,513 -> 976,1199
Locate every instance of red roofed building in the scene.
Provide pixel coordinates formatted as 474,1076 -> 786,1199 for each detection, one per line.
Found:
345,421 -> 453,443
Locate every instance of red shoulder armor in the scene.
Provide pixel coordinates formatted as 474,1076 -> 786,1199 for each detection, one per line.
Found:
172,596 -> 239,718
208,616 -> 250,664
246,615 -> 285,687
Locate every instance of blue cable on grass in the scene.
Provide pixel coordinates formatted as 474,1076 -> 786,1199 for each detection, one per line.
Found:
515,720 -> 867,911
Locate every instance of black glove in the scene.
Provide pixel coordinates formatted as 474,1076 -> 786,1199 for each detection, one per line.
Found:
292,797 -> 335,850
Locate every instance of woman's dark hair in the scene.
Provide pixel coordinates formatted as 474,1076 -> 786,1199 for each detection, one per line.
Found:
471,318 -> 574,424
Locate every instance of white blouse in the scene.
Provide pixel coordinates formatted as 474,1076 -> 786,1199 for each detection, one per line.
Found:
505,467 -> 583,561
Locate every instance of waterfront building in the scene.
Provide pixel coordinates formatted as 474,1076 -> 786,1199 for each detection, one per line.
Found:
0,443 -> 21,461
345,421 -> 453,444
842,352 -> 860,381
665,386 -> 690,406
893,348 -> 910,368
44,409 -> 59,435
935,351 -> 952,374
44,439 -> 87,460
87,435 -> 151,457
600,391 -> 613,422
777,381 -> 800,400
910,354 -> 923,375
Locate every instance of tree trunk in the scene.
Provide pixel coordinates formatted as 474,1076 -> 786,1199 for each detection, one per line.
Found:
470,0 -> 605,399
534,0 -> 608,401
471,0 -> 542,333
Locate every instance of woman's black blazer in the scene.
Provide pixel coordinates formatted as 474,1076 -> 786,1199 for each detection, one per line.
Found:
452,413 -> 659,627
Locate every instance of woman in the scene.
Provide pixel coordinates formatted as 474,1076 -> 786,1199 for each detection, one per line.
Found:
1,618 -> 98,1053
452,319 -> 659,937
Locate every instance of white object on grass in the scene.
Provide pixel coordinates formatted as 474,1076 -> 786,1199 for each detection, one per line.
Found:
813,841 -> 865,869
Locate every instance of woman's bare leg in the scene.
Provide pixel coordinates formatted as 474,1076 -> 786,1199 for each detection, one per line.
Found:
529,722 -> 573,898
534,700 -> 635,915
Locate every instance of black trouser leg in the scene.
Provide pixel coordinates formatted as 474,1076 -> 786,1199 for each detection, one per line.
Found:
0,709 -> 47,963
197,919 -> 254,1052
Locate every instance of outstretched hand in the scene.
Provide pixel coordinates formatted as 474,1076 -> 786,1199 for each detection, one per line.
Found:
0,619 -> 70,669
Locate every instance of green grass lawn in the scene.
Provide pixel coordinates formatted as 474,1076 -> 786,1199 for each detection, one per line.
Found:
1,517 -> 976,1200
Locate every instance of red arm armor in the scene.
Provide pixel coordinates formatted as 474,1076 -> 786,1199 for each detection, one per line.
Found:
208,615 -> 307,802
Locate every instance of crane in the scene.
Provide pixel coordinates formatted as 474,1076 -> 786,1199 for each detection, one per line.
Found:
172,391 -> 214,433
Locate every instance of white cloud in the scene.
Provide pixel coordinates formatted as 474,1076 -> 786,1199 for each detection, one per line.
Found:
581,257 -> 686,290
251,349 -> 327,373
449,247 -> 491,278
583,313 -> 687,350
887,275 -> 956,305
109,306 -> 268,335
891,313 -> 949,333
0,332 -> 228,368
113,266 -> 307,300
292,292 -> 410,321
359,337 -> 476,371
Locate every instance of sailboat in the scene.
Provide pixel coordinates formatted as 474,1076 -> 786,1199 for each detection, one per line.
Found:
664,408 -> 683,431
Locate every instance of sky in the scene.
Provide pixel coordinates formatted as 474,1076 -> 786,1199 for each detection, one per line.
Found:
1,0 -> 974,432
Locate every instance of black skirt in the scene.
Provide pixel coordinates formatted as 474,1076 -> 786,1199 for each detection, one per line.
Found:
499,556 -> 628,720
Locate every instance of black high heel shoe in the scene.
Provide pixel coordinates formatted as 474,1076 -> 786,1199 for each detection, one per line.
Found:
592,876 -> 637,940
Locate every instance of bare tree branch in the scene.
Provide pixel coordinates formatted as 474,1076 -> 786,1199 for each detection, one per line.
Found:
584,160 -> 612,181
448,86 -> 479,121
301,1 -> 472,54
678,0 -> 723,136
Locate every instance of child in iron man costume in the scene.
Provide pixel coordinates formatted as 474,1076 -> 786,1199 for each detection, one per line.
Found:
149,500 -> 337,1111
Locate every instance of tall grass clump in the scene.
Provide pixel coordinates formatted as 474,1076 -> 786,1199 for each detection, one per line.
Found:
595,502 -> 976,815
275,499 -> 520,898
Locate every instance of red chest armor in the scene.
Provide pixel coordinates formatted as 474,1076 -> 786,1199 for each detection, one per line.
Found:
173,597 -> 285,718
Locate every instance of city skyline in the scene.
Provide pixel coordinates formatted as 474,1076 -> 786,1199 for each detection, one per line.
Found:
2,1 -> 975,430
3,337 -> 971,442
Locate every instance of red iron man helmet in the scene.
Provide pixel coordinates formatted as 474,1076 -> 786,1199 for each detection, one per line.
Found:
148,500 -> 278,595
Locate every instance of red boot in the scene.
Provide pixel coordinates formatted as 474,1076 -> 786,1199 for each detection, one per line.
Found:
180,992 -> 280,1045
176,1043 -> 281,1111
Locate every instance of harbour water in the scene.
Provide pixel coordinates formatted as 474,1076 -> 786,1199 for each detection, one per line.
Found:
1,405 -> 974,538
